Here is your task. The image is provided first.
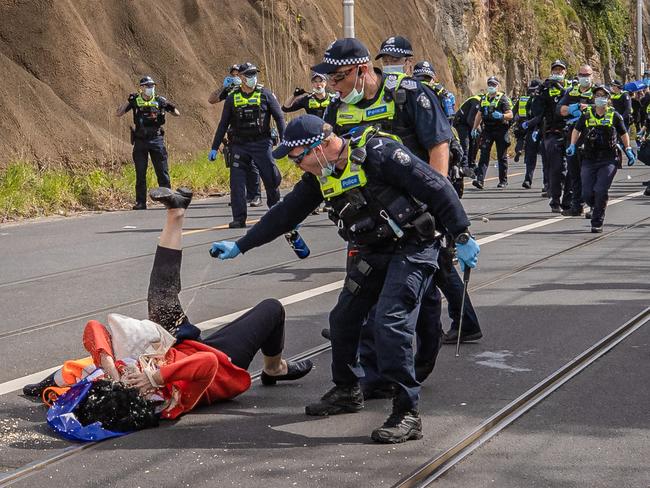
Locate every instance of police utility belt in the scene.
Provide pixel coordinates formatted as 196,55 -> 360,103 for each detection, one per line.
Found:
319,128 -> 437,248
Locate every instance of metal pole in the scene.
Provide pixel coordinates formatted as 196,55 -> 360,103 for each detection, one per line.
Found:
638,0 -> 643,78
343,0 -> 355,38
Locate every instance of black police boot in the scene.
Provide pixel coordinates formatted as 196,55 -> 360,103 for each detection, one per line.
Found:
644,186 -> 650,196
541,187 -> 549,198
23,372 -> 56,398
249,196 -> 263,207
591,225 -> 603,233
414,356 -> 436,383
585,208 -> 593,220
260,359 -> 313,386
561,207 -> 583,217
522,180 -> 532,189
305,384 -> 364,416
371,402 -> 423,444
132,202 -> 147,210
496,181 -> 508,189
321,328 -> 331,340
228,220 -> 247,229
442,329 -> 483,344
514,151 -> 522,163
149,187 -> 193,209
550,205 -> 562,213
472,179 -> 484,190
461,166 -> 476,179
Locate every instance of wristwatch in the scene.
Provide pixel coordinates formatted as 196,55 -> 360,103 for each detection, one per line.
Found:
454,231 -> 472,245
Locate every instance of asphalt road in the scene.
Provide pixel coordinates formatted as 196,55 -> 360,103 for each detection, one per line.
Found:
0,161 -> 648,487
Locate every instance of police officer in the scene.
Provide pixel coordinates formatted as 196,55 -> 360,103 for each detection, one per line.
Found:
208,64 -> 262,208
454,92 -> 483,171
116,76 -> 180,210
566,85 -> 635,232
412,61 -> 456,120
558,64 -> 596,216
374,35 -> 414,75
514,79 -> 544,188
471,76 -> 514,189
531,59 -> 572,209
282,73 -> 336,119
610,80 -> 632,130
208,62 -> 285,228
209,115 -> 480,443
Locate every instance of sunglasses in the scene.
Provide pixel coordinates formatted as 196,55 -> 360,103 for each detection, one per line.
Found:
329,67 -> 356,83
288,140 -> 322,165
578,73 -> 592,77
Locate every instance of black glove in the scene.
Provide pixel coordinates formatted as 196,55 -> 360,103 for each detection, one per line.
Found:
128,93 -> 137,103
294,87 -> 306,97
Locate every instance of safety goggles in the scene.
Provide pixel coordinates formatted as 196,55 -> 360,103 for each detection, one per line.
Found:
288,140 -> 323,165
329,67 -> 356,83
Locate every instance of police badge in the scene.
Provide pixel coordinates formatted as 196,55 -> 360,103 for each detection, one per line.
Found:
417,93 -> 432,109
392,148 -> 411,166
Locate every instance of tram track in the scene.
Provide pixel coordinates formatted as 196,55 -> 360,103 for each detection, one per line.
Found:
1,213 -> 647,487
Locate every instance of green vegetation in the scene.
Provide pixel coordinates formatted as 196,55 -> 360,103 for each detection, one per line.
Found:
0,154 -> 302,222
572,0 -> 629,68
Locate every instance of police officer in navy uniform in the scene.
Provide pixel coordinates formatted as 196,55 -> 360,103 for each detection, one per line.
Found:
566,84 -> 635,231
453,92 -> 483,171
531,59 -> 572,207
471,76 -> 514,189
282,72 -> 336,119
116,76 -> 180,210
412,61 -> 456,120
610,80 -> 632,130
513,79 -> 545,189
209,63 -> 285,227
208,64 -> 242,104
209,115 -> 480,443
558,64 -> 596,217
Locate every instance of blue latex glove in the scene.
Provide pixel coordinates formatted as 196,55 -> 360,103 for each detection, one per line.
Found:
566,144 -> 576,157
471,128 -> 480,139
568,103 -> 582,118
531,130 -> 539,142
223,76 -> 235,88
626,148 -> 636,166
210,241 -> 240,260
208,149 -> 218,161
521,120 -> 529,130
492,111 -> 504,120
456,238 -> 480,272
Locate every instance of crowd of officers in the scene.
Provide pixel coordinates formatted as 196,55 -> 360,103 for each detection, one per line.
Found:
114,35 -> 647,444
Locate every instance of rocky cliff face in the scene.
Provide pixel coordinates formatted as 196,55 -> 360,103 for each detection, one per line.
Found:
0,0 -> 646,167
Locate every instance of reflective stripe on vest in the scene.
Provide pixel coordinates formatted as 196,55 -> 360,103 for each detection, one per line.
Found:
233,90 -> 262,107
568,87 -> 593,99
518,96 -> 530,117
308,95 -> 332,110
135,95 -> 160,109
480,92 -> 504,111
585,106 -> 615,128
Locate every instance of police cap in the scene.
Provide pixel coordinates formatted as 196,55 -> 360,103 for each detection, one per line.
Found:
139,76 -> 155,86
229,64 -> 240,75
311,72 -> 326,82
238,62 -> 260,76
487,76 -> 500,86
611,79 -> 623,88
592,84 -> 610,97
528,79 -> 542,89
413,61 -> 435,78
374,36 -> 414,60
551,59 -> 567,70
272,114 -> 332,159
311,38 -> 370,75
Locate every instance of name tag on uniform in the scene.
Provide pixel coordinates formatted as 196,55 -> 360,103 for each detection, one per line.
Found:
339,113 -> 355,119
366,106 -> 388,117
341,175 -> 360,189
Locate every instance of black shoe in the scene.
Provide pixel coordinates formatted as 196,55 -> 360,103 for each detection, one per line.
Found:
305,384 -> 364,416
561,207 -> 583,217
591,225 -> 603,233
514,151 -> 521,163
645,186 -> 650,196
260,359 -> 313,386
414,357 -> 436,383
522,180 -> 531,189
132,202 -> 147,210
371,406 -> 423,444
641,180 -> 650,186
496,181 -> 508,189
228,220 -> 247,229
321,328 -> 331,340
550,205 -> 562,213
541,190 -> 549,197
472,180 -> 484,190
149,187 -> 193,209
442,329 -> 483,344
461,166 -> 476,179
249,196 -> 263,207
23,372 -> 56,397
361,383 -> 395,400
585,209 -> 592,220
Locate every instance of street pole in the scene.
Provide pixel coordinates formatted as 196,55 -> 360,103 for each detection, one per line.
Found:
343,0 -> 355,38
638,0 -> 643,77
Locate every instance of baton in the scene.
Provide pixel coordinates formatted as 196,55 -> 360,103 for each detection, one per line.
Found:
455,266 -> 472,357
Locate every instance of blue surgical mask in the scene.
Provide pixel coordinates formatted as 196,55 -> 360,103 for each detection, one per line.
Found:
382,65 -> 404,74
594,97 -> 608,108
487,86 -> 497,95
314,146 -> 336,177
643,78 -> 650,85
549,74 -> 564,82
314,86 -> 326,95
245,76 -> 257,88
578,76 -> 592,88
143,87 -> 155,97
340,70 -> 365,104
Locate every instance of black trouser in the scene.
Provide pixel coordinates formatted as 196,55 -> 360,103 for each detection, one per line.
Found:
133,136 -> 171,205
245,163 -> 261,201
455,123 -> 478,168
566,150 -> 584,211
148,246 -> 285,370
523,129 -> 542,184
581,158 -> 618,227
476,126 -> 510,183
543,132 -> 571,208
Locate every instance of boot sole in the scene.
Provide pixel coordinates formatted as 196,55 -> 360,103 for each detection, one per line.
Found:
371,427 -> 423,444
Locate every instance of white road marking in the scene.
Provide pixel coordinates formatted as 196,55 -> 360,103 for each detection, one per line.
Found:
0,189 -> 644,397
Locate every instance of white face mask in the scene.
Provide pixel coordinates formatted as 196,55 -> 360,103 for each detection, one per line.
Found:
314,146 -> 336,177
578,76 -> 592,88
382,65 -> 404,74
314,86 -> 326,95
340,69 -> 365,105
143,87 -> 154,97
594,97 -> 609,108
549,74 -> 565,82
487,86 -> 497,95
244,76 -> 257,88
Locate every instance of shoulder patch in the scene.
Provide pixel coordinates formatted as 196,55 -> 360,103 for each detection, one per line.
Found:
391,147 -> 412,166
384,74 -> 399,90
417,93 -> 432,109
400,79 -> 417,91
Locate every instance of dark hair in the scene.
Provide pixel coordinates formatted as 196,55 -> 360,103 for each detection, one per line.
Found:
75,380 -> 159,432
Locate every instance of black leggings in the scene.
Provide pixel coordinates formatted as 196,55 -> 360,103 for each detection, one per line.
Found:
148,246 -> 286,370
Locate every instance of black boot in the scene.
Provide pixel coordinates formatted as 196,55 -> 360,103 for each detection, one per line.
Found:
149,187 -> 193,209
442,329 -> 483,344
23,372 -> 56,397
305,384 -> 364,416
371,401 -> 423,444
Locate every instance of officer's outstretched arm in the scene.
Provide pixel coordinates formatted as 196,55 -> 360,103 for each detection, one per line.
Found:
472,111 -> 482,130
569,128 -> 581,146
115,102 -> 130,117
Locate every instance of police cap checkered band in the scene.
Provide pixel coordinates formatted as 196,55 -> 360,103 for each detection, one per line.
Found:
487,76 -> 500,85
311,38 -> 370,74
375,36 -> 413,59
551,59 -> 567,70
272,115 -> 332,159
413,61 -> 435,77
282,133 -> 325,148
